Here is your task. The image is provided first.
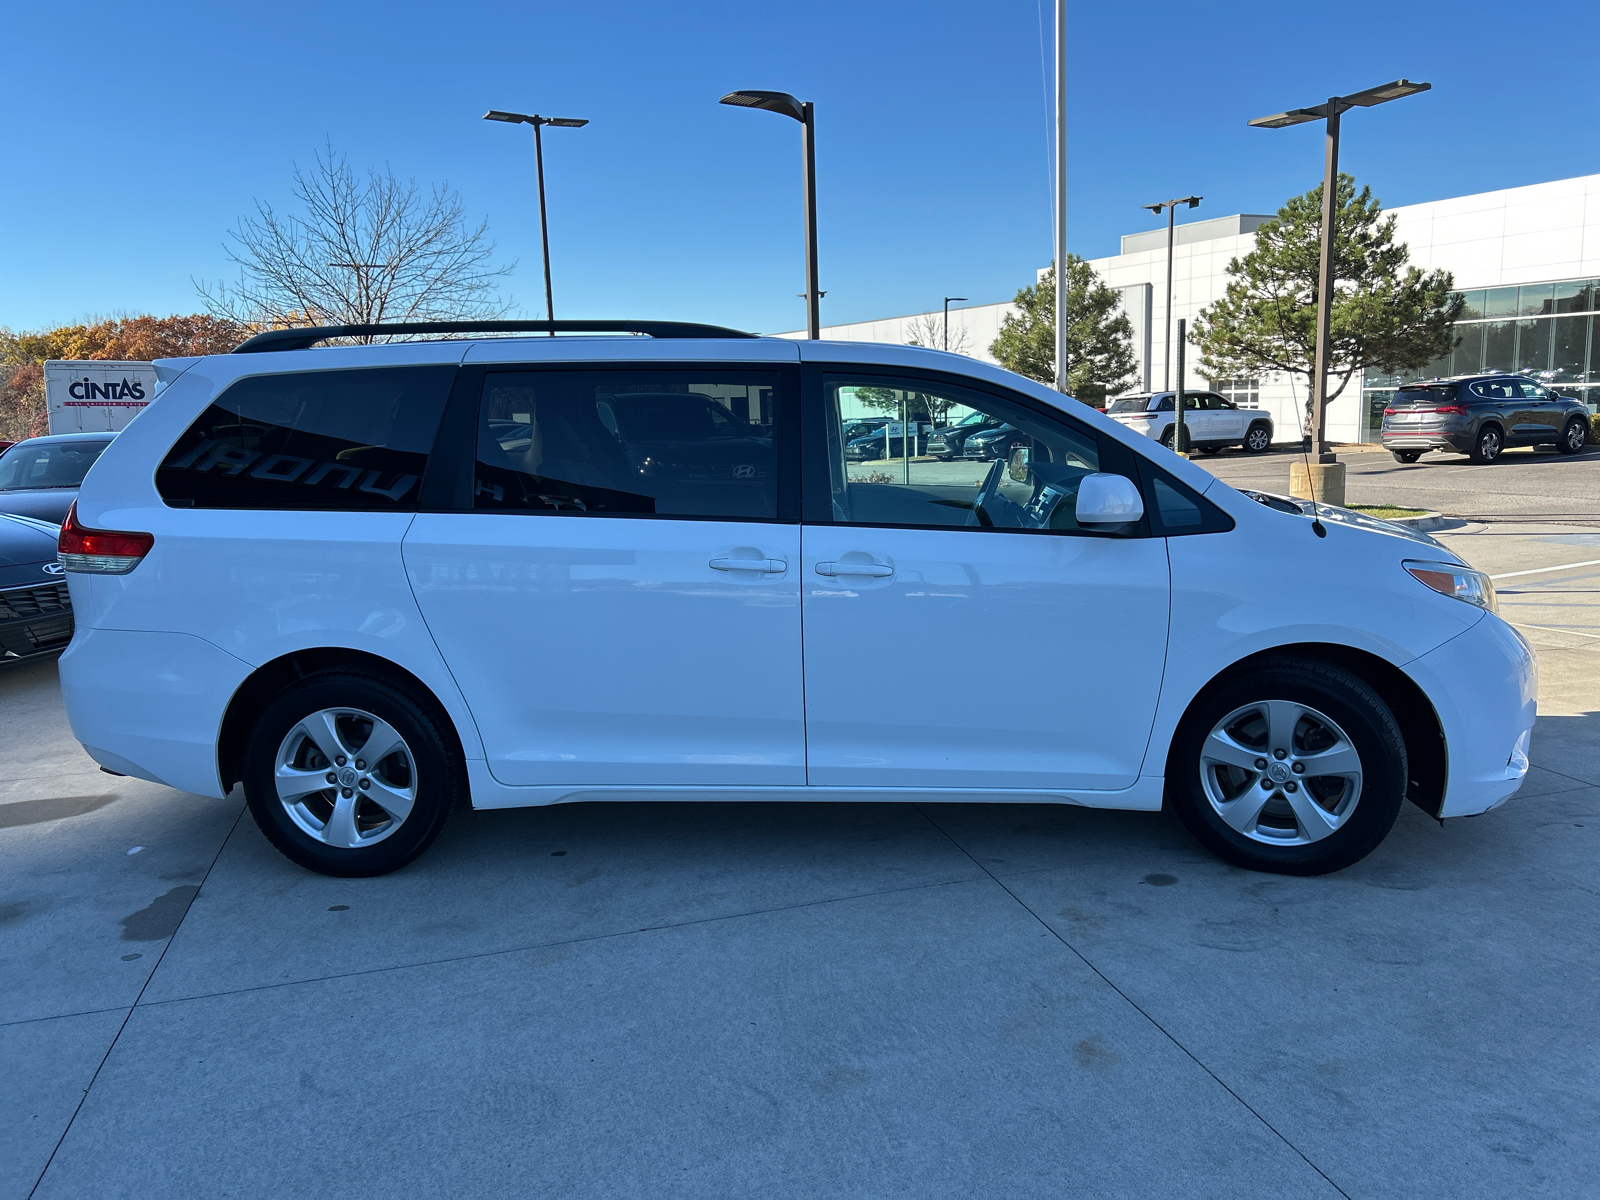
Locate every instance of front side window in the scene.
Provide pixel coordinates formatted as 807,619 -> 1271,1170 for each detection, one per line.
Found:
157,366 -> 455,510
0,440 -> 112,491
822,374 -> 1120,533
473,369 -> 781,520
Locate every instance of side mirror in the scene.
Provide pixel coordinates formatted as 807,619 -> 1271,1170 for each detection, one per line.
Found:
1076,473 -> 1145,526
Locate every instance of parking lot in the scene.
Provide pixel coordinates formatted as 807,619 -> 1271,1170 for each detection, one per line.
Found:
4,453 -> 1599,1197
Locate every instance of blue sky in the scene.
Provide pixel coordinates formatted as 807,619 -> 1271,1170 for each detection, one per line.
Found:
3,0 -> 1598,335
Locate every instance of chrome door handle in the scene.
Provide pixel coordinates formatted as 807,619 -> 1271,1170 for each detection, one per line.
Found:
710,557 -> 787,573
815,561 -> 893,577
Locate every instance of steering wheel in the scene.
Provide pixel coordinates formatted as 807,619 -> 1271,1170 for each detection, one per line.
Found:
972,458 -> 1005,527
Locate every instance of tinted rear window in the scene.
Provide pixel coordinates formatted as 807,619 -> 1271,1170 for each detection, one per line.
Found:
1107,397 -> 1150,413
1393,384 -> 1460,405
157,366 -> 455,510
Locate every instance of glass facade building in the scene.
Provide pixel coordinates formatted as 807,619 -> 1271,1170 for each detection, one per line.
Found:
1363,278 -> 1600,439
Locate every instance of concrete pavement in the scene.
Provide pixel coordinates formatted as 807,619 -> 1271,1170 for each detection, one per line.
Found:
4,521 -> 1599,1197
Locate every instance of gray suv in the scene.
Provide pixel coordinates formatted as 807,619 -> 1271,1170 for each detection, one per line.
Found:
1381,374 -> 1591,464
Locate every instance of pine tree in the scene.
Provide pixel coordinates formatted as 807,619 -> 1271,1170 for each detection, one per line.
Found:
989,255 -> 1138,404
1192,174 -> 1461,433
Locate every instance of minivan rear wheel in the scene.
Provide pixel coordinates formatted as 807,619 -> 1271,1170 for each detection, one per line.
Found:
1169,658 -> 1406,875
243,672 -> 463,877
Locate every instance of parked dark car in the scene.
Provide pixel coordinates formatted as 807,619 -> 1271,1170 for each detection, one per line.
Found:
844,430 -> 927,461
1380,374 -> 1591,464
925,411 -> 1004,459
962,423 -> 1029,461
0,433 -> 117,523
0,513 -> 72,664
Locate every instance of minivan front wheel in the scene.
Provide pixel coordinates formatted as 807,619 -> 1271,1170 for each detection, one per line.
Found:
243,672 -> 463,877
1169,658 -> 1406,875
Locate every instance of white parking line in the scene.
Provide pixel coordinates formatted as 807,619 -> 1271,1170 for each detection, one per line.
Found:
1490,558 -> 1600,581
1510,621 -> 1600,640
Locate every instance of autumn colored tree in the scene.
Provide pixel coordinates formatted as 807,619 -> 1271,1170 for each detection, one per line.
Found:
0,313 -> 247,440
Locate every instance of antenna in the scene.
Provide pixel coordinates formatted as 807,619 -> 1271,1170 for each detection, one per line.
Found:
1287,373 -> 1328,538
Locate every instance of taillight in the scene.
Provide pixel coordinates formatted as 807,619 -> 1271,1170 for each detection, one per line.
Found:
1434,405 -> 1467,415
1384,407 -> 1397,415
58,502 -> 154,575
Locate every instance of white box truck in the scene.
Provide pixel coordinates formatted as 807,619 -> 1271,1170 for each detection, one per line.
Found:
43,360 -> 158,435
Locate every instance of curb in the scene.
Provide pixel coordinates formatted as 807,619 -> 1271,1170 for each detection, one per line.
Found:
1383,510 -> 1450,532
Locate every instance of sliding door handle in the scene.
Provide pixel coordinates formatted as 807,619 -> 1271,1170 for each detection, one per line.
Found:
710,557 -> 787,573
815,560 -> 893,578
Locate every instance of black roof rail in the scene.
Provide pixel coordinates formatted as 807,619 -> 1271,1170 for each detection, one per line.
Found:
232,319 -> 759,353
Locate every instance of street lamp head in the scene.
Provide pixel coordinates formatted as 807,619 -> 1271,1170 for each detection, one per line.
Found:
482,110 -> 589,128
1248,108 -> 1323,129
1183,196 -> 1202,209
1142,202 -> 1166,215
945,296 -> 968,303
1343,79 -> 1431,107
719,90 -> 807,122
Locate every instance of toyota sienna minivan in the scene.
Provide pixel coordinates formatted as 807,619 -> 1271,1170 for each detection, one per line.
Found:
57,320 -> 1535,878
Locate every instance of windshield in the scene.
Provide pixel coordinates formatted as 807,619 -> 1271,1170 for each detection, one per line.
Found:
1394,383 -> 1460,405
0,440 -> 112,491
1106,397 -> 1150,414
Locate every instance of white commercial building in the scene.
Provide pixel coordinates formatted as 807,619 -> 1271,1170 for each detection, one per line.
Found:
789,172 -> 1600,444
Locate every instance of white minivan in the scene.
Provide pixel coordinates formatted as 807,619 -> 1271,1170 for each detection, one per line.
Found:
57,321 -> 1535,878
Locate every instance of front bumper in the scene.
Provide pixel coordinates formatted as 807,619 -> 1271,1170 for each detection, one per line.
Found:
0,581 -> 73,661
1405,613 -> 1538,818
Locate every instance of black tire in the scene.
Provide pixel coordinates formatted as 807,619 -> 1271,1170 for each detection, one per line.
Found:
1198,445 -> 1221,456
243,671 -> 464,877
1168,657 -> 1406,876
1391,450 -> 1422,464
1470,425 -> 1503,464
1558,417 -> 1588,456
1243,423 -> 1273,454
1160,426 -> 1190,452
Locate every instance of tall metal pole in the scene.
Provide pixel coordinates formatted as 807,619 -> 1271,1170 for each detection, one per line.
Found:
1162,203 -> 1176,391
1174,318 -> 1188,456
944,298 -> 951,351
802,102 -> 820,339
1311,100 -> 1341,458
1052,0 -> 1068,392
533,120 -> 556,335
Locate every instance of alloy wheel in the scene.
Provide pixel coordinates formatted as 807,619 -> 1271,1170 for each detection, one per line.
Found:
274,707 -> 417,849
1198,699 -> 1363,845
1566,421 -> 1587,452
1246,427 -> 1270,452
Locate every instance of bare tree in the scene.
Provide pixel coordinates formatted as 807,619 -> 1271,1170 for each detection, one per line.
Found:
199,143 -> 512,333
905,312 -> 971,357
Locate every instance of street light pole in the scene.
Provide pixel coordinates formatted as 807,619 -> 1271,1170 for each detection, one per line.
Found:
483,110 -> 589,335
942,296 -> 967,351
720,90 -> 821,338
1249,79 -> 1431,462
1141,196 -> 1201,393
1052,0 -> 1068,393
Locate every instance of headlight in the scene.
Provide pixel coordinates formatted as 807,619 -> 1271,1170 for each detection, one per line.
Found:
1404,560 -> 1497,612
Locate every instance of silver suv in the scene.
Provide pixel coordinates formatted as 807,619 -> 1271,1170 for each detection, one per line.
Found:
1106,391 -> 1274,455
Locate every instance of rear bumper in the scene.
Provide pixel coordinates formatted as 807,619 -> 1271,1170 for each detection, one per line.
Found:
1381,429 -> 1472,451
1404,613 -> 1538,818
59,627 -> 251,798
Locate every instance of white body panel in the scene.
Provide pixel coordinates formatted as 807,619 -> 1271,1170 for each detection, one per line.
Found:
799,524 -> 1169,790
44,360 -> 157,435
58,335 -> 1533,833
404,515 -> 803,787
